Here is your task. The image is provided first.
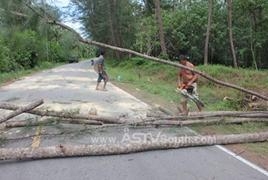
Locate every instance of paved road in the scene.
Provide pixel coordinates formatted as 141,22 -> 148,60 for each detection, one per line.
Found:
0,60 -> 267,180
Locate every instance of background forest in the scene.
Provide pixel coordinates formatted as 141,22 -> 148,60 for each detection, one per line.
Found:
0,0 -> 268,73
70,0 -> 268,69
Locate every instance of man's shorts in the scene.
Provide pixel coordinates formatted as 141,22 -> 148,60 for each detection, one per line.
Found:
180,83 -> 198,102
97,71 -> 108,82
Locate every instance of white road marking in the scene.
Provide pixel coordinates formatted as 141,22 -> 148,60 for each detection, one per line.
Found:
185,127 -> 268,177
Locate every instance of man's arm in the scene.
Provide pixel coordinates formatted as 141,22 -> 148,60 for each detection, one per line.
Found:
185,73 -> 198,88
177,71 -> 184,89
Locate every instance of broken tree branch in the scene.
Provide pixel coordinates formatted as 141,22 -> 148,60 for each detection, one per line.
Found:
0,102 -> 122,124
0,131 -> 267,161
0,99 -> 44,123
24,4 -> 268,101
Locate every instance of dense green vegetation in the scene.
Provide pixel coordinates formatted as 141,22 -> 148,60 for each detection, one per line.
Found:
72,0 -> 268,69
0,0 -> 93,74
1,0 -> 268,73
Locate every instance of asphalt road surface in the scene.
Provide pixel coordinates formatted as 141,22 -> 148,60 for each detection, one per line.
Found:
0,60 -> 267,180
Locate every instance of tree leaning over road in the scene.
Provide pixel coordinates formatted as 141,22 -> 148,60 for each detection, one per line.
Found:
26,3 -> 268,101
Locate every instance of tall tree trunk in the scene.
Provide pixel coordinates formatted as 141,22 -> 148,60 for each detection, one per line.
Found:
250,11 -> 258,70
154,0 -> 167,56
107,0 -> 120,59
227,0 -> 238,68
204,0 -> 213,65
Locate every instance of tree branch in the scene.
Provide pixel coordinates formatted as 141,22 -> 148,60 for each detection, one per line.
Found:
0,99 -> 44,123
0,102 -> 123,124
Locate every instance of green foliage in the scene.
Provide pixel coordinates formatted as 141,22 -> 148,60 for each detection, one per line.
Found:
9,30 -> 39,69
70,0 -> 268,68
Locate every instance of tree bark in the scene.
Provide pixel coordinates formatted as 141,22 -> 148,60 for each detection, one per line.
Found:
0,102 -> 122,124
0,99 -> 44,123
146,111 -> 268,121
138,118 -> 267,127
0,118 -> 103,129
204,0 -> 213,65
0,131 -> 267,161
25,4 -> 268,101
154,0 -> 167,55
227,0 -> 238,68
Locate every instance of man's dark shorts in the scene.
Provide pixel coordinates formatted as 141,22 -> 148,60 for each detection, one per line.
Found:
97,71 -> 108,82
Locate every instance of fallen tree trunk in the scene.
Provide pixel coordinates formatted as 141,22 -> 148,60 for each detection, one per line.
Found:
146,111 -> 268,121
1,116 -> 266,129
0,131 -> 267,161
138,118 -> 268,127
0,102 -> 122,124
0,99 -> 44,123
24,4 -> 268,101
0,118 -> 103,129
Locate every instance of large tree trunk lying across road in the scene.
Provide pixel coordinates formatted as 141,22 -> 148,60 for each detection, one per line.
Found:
146,111 -> 268,121
0,99 -> 44,123
1,117 -> 266,129
0,131 -> 267,161
138,118 -> 268,127
0,102 -> 266,128
0,102 -> 122,124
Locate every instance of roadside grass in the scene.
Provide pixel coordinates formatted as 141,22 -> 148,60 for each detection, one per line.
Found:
107,57 -> 268,155
0,61 -> 63,86
107,57 -> 268,111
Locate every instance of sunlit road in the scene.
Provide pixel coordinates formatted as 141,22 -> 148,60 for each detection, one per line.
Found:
0,60 -> 267,180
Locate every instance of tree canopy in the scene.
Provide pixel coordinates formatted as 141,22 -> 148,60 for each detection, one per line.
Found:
70,0 -> 268,68
1,0 -> 268,70
0,0 -> 91,72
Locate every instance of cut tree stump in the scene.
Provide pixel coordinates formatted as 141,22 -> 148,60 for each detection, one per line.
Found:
0,131 -> 267,161
0,99 -> 44,123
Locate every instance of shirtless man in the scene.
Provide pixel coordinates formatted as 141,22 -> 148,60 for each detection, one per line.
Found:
177,55 -> 202,115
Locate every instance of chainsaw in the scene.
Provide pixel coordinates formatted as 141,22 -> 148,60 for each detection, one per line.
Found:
176,87 -> 205,108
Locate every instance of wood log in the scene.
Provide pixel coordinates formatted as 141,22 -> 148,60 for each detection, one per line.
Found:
146,111 -> 268,121
0,102 -> 122,124
0,99 -> 44,123
138,118 -> 268,127
0,118 -> 103,129
0,131 -> 267,161
25,4 -> 268,101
